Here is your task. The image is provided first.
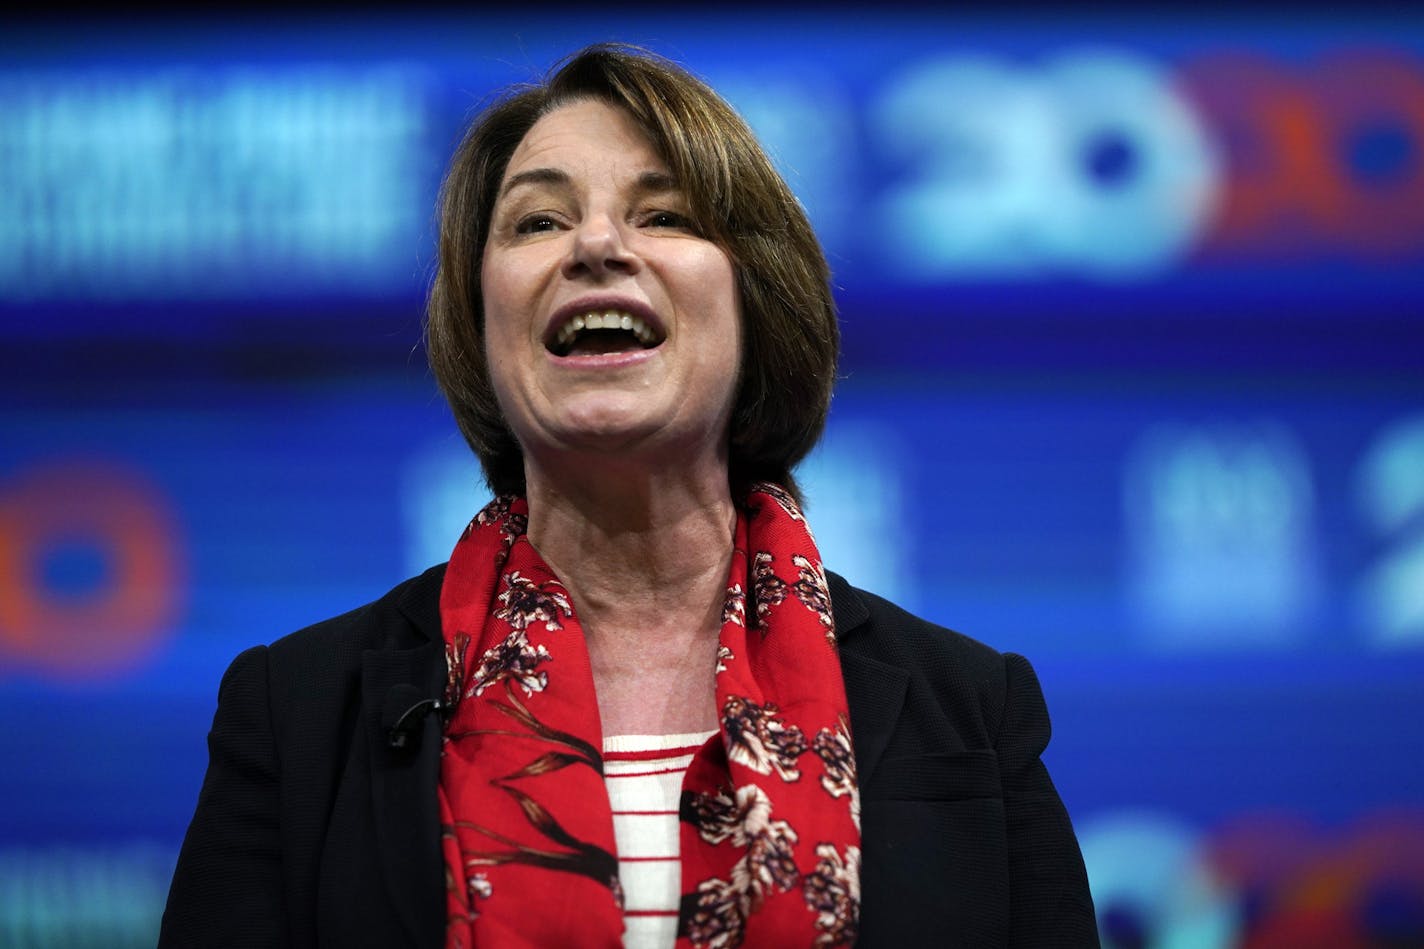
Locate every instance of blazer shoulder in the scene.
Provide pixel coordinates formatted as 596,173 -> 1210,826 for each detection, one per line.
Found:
831,572 -> 1006,677
829,571 -> 1015,739
266,562 -> 448,665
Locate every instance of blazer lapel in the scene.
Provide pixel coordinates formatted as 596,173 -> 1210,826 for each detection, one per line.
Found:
829,573 -> 910,788
362,639 -> 445,948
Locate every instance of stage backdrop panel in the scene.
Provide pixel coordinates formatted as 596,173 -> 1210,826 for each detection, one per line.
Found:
3,10 -> 1422,948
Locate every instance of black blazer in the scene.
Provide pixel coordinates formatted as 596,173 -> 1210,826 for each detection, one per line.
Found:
160,565 -> 1098,948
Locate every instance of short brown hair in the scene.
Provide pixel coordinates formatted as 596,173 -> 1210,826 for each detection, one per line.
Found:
425,43 -> 838,503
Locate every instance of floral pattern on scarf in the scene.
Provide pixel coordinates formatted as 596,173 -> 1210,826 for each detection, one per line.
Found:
438,485 -> 861,948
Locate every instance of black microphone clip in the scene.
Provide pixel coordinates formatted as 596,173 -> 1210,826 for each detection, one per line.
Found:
383,683 -> 447,751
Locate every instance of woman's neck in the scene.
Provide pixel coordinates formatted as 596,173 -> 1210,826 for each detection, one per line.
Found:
522,453 -> 735,607
520,459 -> 735,735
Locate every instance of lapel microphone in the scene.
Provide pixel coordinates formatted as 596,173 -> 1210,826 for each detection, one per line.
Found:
383,683 -> 447,750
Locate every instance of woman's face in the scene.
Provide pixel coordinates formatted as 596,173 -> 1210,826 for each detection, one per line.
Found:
480,98 -> 742,480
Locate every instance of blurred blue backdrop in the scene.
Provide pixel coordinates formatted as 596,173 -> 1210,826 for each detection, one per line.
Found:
3,9 -> 1423,947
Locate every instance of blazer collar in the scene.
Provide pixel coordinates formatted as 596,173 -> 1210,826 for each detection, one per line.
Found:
394,562 -> 446,643
362,564 -> 447,948
829,572 -> 910,789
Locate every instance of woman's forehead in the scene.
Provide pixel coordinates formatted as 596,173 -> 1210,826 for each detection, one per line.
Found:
502,99 -> 668,185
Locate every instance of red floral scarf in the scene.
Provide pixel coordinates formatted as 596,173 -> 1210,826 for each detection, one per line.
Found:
438,484 -> 861,948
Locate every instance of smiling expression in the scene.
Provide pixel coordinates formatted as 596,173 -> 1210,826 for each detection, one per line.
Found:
480,98 -> 742,477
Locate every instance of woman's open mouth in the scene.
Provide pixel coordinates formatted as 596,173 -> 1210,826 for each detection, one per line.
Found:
547,310 -> 663,357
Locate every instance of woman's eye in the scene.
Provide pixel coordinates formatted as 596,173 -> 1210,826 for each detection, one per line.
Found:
645,210 -> 692,229
515,214 -> 559,235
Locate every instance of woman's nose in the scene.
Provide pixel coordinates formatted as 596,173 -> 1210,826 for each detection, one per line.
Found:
563,214 -> 638,279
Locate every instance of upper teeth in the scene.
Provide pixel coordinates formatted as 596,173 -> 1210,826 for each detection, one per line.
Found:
554,310 -> 657,348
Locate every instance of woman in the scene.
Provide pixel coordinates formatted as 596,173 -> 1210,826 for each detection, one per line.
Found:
161,44 -> 1098,948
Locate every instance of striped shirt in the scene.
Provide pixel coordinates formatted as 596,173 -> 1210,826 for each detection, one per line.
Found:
604,731 -> 718,949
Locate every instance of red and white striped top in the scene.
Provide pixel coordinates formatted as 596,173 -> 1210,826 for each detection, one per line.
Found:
604,731 -> 718,949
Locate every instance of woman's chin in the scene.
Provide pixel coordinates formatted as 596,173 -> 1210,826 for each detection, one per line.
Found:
531,420 -> 725,477
526,400 -> 667,450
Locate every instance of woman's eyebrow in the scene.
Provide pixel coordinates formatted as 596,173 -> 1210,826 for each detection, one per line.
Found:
633,171 -> 680,196
499,167 -> 570,198
498,167 -> 680,202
